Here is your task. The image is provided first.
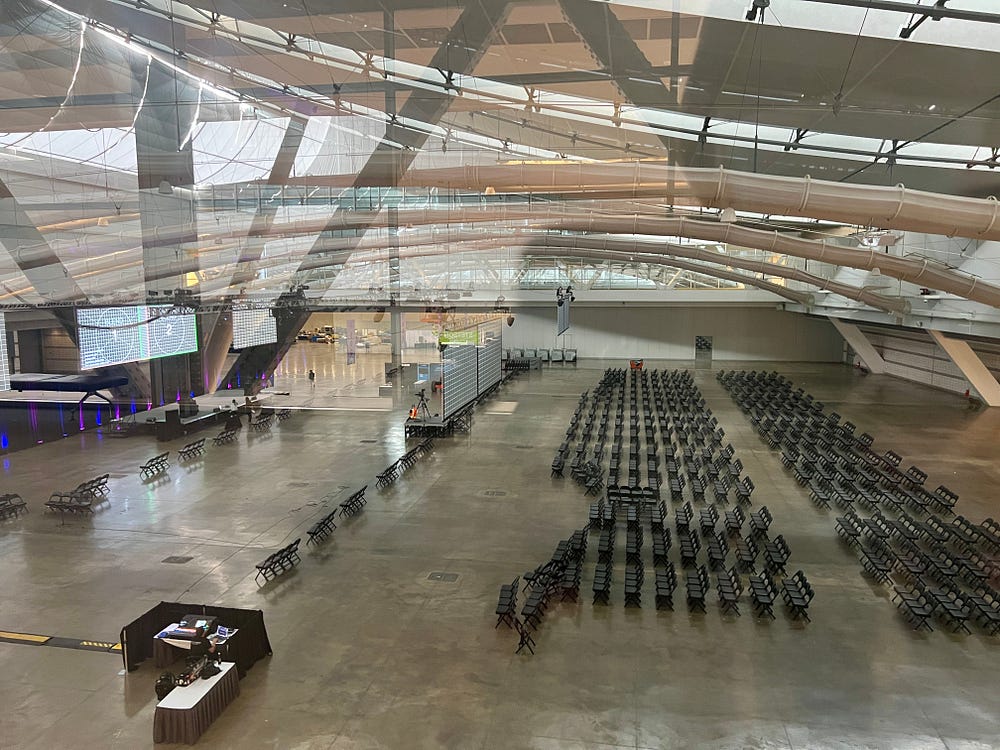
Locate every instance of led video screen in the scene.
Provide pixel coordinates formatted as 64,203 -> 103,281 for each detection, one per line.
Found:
77,305 -> 198,369
232,308 -> 277,348
0,312 -> 9,390
441,343 -> 477,419
477,321 -> 501,394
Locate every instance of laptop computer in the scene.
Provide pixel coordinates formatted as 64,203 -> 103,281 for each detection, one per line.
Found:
178,614 -> 217,632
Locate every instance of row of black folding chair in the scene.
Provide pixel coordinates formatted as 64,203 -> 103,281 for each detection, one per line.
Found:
723,372 -> 962,524
655,563 -> 677,610
495,576 -> 521,628
781,570 -> 814,621
593,561 -> 612,604
306,509 -> 338,546
716,566 -> 743,615
624,562 -> 644,607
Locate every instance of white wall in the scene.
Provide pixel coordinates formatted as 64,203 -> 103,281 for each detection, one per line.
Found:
504,305 -> 843,361
856,324 -> 1000,397
859,326 -> 967,395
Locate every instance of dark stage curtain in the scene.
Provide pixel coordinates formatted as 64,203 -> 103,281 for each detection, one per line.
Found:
120,602 -> 271,678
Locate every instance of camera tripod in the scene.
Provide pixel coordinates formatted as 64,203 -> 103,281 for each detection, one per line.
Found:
413,389 -> 433,420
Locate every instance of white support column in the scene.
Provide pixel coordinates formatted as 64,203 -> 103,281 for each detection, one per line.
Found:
827,317 -> 886,374
928,329 -> 1000,407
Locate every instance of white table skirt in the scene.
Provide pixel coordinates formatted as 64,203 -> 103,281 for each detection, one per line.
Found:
157,662 -> 237,710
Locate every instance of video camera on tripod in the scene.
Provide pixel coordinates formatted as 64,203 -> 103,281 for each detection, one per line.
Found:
408,389 -> 432,420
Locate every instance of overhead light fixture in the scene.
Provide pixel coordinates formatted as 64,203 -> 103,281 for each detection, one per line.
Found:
158,180 -> 173,195
857,231 -> 900,248
719,207 -> 738,223
745,0 -> 770,22
555,285 -> 575,307
484,186 -> 496,195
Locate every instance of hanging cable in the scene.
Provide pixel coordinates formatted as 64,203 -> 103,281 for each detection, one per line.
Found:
724,20 -> 761,168
754,10 -> 765,173
833,4 -> 871,116
841,89 -> 1000,182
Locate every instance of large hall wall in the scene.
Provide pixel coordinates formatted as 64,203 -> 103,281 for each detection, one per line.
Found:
857,324 -> 1000,397
504,305 -> 844,361
859,325 -> 967,395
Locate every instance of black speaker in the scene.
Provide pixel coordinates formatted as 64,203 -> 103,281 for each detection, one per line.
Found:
159,408 -> 183,441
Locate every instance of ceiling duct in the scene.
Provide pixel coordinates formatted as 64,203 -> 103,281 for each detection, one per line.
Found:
290,207 -> 1000,309
357,163 -> 1000,242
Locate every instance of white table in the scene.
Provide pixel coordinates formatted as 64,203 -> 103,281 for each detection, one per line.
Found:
157,662 -> 236,710
156,623 -> 194,651
153,662 -> 240,743
153,625 -> 238,666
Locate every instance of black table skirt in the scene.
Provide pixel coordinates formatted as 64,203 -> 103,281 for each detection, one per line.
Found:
153,638 -> 184,668
153,665 -> 240,744
121,602 -> 271,678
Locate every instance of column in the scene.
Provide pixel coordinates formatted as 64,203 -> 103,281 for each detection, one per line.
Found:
928,329 -> 1000,407
132,55 -> 200,402
827,317 -> 886,374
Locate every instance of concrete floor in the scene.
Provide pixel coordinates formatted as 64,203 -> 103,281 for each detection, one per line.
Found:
1,357 -> 999,749
273,344 -> 437,404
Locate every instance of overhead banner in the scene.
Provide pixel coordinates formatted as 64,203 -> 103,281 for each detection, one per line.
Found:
556,298 -> 571,336
439,330 -> 477,345
346,319 -> 356,365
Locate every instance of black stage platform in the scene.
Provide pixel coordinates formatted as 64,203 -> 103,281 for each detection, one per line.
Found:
12,373 -> 129,405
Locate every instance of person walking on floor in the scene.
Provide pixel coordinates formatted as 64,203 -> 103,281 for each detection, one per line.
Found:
308,369 -> 316,388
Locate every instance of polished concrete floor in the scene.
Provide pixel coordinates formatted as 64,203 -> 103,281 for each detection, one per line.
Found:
1,357 -> 999,749
273,343 -> 437,403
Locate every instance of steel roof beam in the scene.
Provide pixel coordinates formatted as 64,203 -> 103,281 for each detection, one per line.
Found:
229,117 -> 307,289
353,0 -> 512,185
557,0 -> 676,148
799,0 -> 1000,25
292,0 -> 511,283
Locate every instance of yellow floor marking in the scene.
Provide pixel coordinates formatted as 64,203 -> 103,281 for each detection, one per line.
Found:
0,631 -> 50,643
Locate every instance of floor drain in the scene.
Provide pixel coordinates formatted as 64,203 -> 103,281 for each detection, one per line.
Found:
287,481 -> 310,488
161,556 -> 193,564
427,572 -> 459,582
480,490 -> 508,497
359,439 -> 378,444
513,445 -> 534,450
